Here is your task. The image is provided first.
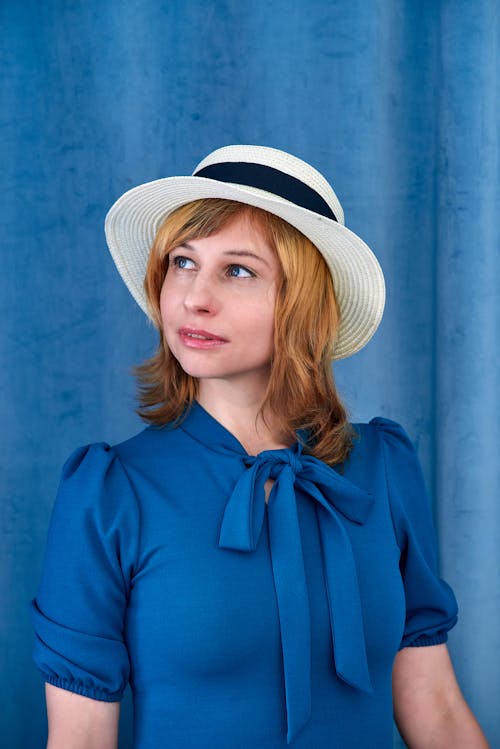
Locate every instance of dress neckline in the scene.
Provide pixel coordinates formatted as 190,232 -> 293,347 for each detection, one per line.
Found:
177,400 -> 302,459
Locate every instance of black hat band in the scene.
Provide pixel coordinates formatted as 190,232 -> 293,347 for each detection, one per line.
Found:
193,161 -> 338,222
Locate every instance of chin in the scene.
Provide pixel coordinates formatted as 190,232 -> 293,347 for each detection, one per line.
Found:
172,357 -> 225,380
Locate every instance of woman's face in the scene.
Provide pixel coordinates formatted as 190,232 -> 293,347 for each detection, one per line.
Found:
160,212 -> 281,395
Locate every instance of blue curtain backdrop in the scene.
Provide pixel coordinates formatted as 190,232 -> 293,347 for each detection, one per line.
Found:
1,1 -> 498,747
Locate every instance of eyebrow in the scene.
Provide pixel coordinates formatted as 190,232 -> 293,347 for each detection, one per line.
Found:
179,243 -> 271,268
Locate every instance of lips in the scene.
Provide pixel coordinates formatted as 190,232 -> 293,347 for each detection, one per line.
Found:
179,327 -> 228,341
178,327 -> 229,348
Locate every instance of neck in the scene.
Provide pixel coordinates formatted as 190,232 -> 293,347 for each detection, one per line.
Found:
196,377 -> 292,455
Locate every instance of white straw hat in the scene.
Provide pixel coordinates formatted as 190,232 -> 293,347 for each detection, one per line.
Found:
104,145 -> 385,359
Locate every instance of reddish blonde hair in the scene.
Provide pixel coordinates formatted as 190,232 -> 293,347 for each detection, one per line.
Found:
135,198 -> 354,465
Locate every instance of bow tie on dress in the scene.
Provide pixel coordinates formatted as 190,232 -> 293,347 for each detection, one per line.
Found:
219,445 -> 374,744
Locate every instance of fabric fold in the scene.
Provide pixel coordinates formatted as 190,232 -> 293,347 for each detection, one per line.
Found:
218,445 -> 374,744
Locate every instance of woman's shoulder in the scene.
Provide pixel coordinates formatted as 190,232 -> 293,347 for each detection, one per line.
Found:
349,415 -> 432,523
46,438 -> 143,564
58,441 -> 116,485
352,415 -> 410,440
56,420 -> 195,511
62,422 -> 180,467
58,435 -> 136,483
111,421 -> 189,467
345,416 -> 426,492
349,416 -> 418,460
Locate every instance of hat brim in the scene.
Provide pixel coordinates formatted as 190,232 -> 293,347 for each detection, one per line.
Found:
104,176 -> 385,360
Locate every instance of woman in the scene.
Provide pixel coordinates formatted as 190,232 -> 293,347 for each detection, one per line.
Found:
31,145 -> 489,748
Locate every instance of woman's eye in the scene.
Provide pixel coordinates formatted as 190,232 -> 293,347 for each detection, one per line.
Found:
227,264 -> 255,278
172,256 -> 195,270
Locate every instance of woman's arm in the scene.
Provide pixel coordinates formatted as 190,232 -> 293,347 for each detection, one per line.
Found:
45,683 -> 120,749
393,644 -> 489,748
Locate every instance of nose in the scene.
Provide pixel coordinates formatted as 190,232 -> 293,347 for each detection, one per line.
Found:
183,271 -> 218,315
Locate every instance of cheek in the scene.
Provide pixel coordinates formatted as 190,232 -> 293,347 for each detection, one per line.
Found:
263,287 -> 277,336
247,291 -> 276,347
159,284 -> 167,319
159,278 -> 177,326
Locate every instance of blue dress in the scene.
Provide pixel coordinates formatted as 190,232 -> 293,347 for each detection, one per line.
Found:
31,403 -> 458,748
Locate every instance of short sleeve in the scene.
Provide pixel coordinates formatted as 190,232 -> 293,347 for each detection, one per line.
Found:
371,417 -> 458,649
30,443 -> 140,701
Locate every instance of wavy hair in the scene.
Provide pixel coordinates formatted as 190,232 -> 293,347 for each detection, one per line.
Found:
135,198 -> 354,465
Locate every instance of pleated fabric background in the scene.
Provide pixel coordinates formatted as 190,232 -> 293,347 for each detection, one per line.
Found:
1,1 -> 498,747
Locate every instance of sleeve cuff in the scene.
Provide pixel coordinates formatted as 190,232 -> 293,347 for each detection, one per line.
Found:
399,630 -> 449,650
41,673 -> 125,702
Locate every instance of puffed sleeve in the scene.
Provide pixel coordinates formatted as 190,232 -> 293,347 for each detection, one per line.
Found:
30,443 -> 140,701
370,417 -> 458,649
